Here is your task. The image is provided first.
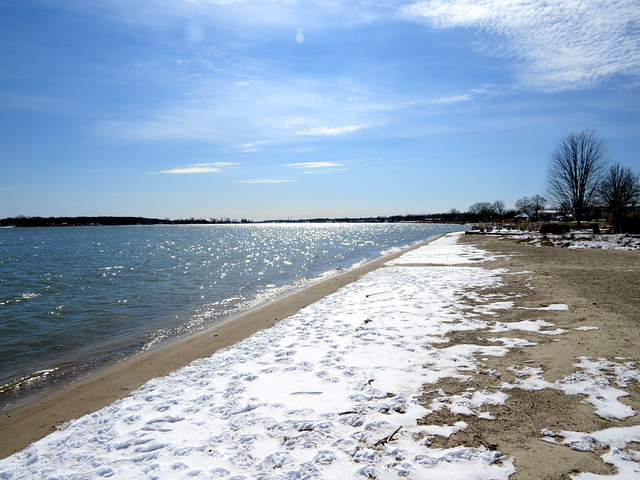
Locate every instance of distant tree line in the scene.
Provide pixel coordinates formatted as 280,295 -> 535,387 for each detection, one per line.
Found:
0,216 -> 254,228
0,214 -> 467,228
264,214 -> 445,224
461,130 -> 640,233
546,130 -> 640,232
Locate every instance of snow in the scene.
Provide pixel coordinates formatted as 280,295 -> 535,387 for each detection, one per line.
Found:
502,357 -> 640,421
1,232 -> 639,479
386,232 -> 511,265
427,389 -> 509,417
542,426 -> 640,479
493,231 -> 640,250
489,319 -> 568,335
519,303 -> 570,311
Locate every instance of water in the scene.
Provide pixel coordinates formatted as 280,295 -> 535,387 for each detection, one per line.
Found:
0,223 -> 465,409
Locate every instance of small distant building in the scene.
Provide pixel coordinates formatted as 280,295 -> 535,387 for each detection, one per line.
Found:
515,212 -> 533,226
538,210 -> 561,222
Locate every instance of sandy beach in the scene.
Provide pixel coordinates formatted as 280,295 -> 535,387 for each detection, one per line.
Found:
429,233 -> 640,478
1,232 -> 639,479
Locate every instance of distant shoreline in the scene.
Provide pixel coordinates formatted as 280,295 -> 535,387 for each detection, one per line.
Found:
0,215 -> 464,228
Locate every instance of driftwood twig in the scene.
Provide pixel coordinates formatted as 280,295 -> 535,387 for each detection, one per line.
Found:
373,426 -> 402,447
365,291 -> 390,298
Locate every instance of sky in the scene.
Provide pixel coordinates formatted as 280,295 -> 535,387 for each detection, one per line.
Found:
1,0 -> 639,221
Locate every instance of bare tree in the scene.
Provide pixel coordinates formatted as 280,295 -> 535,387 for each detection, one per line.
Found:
546,130 -> 609,229
468,202 -> 495,222
493,200 -> 506,219
598,163 -> 640,233
531,195 -> 547,219
515,197 -> 532,215
447,208 -> 461,222
517,195 -> 547,218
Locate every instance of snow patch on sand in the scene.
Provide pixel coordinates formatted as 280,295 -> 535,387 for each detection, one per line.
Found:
518,303 -> 570,311
500,231 -> 640,250
386,232 -> 510,265
490,319 -> 568,335
503,357 -> 640,420
542,425 -> 640,479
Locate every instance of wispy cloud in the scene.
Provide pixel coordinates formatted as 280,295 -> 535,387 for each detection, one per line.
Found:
403,0 -> 640,91
296,125 -> 369,136
259,116 -> 314,130
428,93 -> 473,105
158,162 -> 238,174
97,78 -> 376,143
283,161 -> 347,175
0,93 -> 68,114
77,0 -> 388,33
237,141 -> 269,153
238,179 -> 295,184
284,162 -> 343,169
257,116 -> 371,137
369,88 -> 483,112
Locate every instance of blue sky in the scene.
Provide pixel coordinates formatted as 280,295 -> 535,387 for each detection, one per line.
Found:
2,0 -> 639,221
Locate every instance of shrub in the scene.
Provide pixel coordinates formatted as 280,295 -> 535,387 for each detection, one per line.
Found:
539,223 -> 570,234
616,213 -> 640,234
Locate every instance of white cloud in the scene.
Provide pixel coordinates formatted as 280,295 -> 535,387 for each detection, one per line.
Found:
158,162 -> 238,174
97,101 -> 372,144
238,179 -> 295,184
98,108 -> 235,141
283,161 -> 348,175
284,162 -> 343,169
403,0 -> 640,91
259,116 -> 315,130
258,114 -> 371,137
237,141 -> 269,153
296,125 -> 369,136
428,93 -> 473,104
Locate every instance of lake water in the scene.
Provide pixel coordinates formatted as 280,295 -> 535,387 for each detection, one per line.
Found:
0,223 -> 465,409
